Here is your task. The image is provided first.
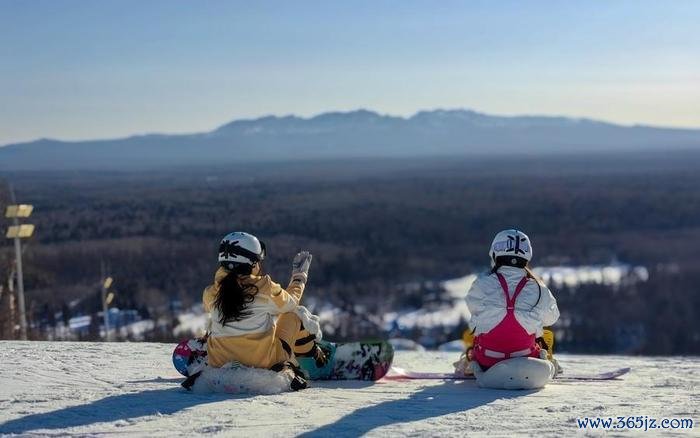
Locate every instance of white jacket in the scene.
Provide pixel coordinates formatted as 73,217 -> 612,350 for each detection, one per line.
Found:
466,266 -> 559,337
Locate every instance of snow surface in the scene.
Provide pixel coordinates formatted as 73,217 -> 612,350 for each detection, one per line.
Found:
0,342 -> 697,437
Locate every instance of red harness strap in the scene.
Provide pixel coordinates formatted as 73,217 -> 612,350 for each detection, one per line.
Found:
497,274 -> 530,313
473,274 -> 540,367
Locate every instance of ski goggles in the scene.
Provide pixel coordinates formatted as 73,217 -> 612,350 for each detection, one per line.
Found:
219,240 -> 266,263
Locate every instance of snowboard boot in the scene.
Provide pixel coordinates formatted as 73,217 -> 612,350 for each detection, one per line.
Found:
181,371 -> 202,391
453,348 -> 475,377
270,361 -> 308,391
454,329 -> 475,376
294,323 -> 329,368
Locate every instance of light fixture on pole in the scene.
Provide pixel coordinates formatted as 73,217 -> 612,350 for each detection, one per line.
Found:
5,203 -> 35,341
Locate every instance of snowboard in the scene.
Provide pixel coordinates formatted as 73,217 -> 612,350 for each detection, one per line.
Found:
385,366 -> 630,382
297,340 -> 394,381
173,338 -> 394,381
172,337 -> 208,377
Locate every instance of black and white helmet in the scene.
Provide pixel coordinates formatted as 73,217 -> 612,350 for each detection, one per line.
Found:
218,232 -> 266,269
490,229 -> 533,264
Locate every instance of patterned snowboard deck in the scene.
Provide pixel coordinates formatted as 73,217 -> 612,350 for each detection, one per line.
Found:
298,340 -> 394,381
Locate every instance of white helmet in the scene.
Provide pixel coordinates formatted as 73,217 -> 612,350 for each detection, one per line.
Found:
490,229 -> 533,264
218,232 -> 266,269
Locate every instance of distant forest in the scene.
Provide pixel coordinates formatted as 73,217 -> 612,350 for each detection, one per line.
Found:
1,150 -> 699,354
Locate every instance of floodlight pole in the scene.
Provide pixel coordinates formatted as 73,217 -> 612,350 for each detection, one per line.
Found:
13,227 -> 27,340
9,188 -> 28,340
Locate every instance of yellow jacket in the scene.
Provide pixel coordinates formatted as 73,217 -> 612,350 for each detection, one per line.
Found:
203,267 -> 305,368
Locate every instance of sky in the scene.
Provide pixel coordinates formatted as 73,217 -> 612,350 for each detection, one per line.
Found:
1,0 -> 699,145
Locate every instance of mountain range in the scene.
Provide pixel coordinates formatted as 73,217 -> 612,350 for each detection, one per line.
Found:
1,109 -> 699,171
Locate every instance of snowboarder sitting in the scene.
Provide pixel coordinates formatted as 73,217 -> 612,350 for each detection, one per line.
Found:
200,232 -> 327,390
455,229 -> 560,376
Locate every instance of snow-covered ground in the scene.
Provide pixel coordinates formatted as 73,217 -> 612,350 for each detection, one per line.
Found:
0,342 -> 696,437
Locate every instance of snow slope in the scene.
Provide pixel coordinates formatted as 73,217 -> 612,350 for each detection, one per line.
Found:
0,342 -> 697,437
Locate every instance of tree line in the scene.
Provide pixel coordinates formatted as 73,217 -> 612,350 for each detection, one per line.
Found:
1,152 -> 699,353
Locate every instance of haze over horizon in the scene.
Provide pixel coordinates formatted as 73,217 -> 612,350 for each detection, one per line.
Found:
1,1 -> 699,145
3,107 -> 700,147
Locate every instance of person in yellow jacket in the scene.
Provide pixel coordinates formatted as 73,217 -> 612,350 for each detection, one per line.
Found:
202,232 -> 325,389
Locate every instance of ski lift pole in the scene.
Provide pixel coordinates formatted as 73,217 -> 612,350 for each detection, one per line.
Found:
13,228 -> 27,340
5,190 -> 34,341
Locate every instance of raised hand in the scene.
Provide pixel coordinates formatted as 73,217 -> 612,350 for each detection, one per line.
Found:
292,251 -> 313,280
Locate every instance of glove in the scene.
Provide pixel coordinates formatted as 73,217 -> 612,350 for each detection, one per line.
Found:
291,251 -> 313,281
294,305 -> 322,341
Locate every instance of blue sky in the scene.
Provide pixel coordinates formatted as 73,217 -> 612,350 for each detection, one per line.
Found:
1,1 -> 699,145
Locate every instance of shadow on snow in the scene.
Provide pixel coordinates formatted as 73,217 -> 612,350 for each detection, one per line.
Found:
299,380 -> 538,437
0,381 -> 536,435
0,388 -> 234,434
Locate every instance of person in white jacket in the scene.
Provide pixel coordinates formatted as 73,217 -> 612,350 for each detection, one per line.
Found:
465,229 -> 559,370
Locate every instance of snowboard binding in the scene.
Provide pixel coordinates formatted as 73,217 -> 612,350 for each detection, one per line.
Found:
296,341 -> 330,368
270,361 -> 308,391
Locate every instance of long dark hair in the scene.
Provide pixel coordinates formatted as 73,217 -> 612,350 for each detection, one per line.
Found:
212,263 -> 258,324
